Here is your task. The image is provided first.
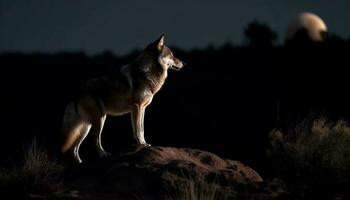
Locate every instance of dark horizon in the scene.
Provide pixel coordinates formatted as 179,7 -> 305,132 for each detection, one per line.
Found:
1,0 -> 350,55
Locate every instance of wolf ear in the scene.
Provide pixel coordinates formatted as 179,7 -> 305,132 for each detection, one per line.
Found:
156,34 -> 165,50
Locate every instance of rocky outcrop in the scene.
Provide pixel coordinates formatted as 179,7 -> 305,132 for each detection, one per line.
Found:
64,146 -> 284,200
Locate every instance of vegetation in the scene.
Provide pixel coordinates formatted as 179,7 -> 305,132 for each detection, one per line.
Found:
162,172 -> 232,200
268,118 -> 350,198
0,137 -> 65,197
244,20 -> 277,47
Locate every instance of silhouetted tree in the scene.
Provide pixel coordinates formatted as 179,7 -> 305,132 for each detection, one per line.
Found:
244,21 -> 277,47
285,28 -> 314,47
285,27 -> 333,47
324,33 -> 347,46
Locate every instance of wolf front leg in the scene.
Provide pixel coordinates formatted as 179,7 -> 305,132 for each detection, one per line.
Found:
131,104 -> 150,146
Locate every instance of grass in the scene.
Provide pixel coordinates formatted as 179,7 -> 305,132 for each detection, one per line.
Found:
268,118 -> 350,198
0,137 -> 65,197
162,171 -> 233,200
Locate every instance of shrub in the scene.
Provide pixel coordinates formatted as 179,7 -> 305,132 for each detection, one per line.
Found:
0,137 -> 65,197
268,118 -> 350,198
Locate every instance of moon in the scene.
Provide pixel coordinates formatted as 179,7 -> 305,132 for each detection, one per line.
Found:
286,12 -> 328,42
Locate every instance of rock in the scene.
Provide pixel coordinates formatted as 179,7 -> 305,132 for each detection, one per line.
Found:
65,146 -> 271,200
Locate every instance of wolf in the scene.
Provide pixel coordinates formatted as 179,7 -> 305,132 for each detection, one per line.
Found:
61,35 -> 184,163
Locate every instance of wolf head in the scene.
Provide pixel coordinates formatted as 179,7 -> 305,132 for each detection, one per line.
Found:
145,35 -> 184,71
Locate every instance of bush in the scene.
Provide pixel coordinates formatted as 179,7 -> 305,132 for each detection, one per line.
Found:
0,137 -> 65,197
268,118 -> 350,198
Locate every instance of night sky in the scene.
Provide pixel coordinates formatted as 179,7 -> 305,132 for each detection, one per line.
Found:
1,0 -> 349,55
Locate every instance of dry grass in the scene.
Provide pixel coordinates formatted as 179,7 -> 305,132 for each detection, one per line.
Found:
162,171 -> 233,200
0,137 -> 65,196
268,118 -> 350,196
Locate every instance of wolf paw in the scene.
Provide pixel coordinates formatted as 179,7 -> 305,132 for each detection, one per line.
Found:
139,143 -> 151,147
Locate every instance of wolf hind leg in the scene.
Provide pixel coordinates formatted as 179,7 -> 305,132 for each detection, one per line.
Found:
61,119 -> 91,163
61,102 -> 93,163
73,122 -> 92,163
90,114 -> 110,158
